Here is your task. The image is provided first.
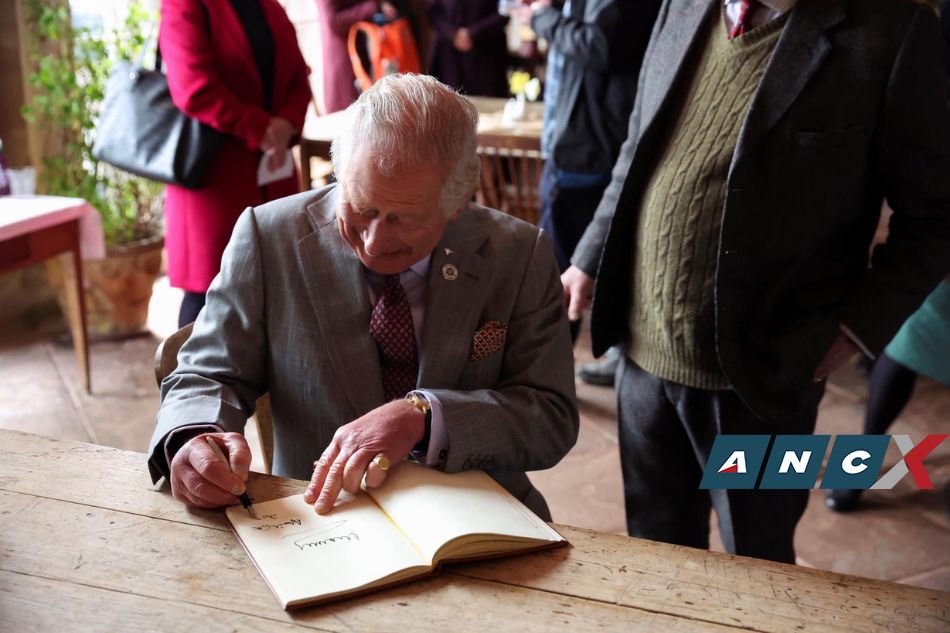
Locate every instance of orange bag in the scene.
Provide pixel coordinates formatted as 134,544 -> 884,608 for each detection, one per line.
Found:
347,18 -> 422,92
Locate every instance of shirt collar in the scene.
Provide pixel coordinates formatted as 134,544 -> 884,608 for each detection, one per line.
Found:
724,0 -> 796,13
363,252 -> 432,281
407,253 -> 432,278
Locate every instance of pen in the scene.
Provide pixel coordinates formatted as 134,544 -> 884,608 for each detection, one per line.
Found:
204,435 -> 258,519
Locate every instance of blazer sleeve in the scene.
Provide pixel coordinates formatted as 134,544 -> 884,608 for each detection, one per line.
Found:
148,208 -> 269,479
839,5 -> 950,353
427,229 -> 580,474
570,0 -> 667,276
531,0 -> 648,72
159,0 -> 272,149
467,11 -> 507,41
571,93 -> 642,275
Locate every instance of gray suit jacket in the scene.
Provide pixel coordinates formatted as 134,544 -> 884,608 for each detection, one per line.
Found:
149,185 -> 579,518
573,0 -> 950,421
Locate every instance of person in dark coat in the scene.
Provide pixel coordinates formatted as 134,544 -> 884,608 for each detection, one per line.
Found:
427,0 -> 510,97
562,0 -> 950,563
161,0 -> 312,326
316,0 -> 400,113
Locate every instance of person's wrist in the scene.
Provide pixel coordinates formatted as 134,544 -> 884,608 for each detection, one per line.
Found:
405,391 -> 432,448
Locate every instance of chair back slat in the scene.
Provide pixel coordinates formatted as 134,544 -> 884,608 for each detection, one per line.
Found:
475,134 -> 543,225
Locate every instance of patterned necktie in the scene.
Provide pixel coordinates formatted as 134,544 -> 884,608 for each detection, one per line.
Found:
729,0 -> 758,39
370,274 -> 419,402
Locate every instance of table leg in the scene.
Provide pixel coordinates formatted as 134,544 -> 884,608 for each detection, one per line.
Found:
59,232 -> 91,394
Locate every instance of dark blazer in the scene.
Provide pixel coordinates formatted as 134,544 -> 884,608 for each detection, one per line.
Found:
573,0 -> 950,421
160,0 -> 311,292
531,0 -> 661,173
427,0 -> 509,97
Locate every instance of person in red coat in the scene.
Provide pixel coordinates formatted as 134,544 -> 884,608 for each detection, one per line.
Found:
427,0 -> 509,98
316,0 -> 399,113
160,0 -> 312,326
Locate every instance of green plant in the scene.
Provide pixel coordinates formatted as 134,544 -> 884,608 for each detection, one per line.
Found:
22,0 -> 164,248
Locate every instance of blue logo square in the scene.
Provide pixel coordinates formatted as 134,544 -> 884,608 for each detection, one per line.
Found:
820,435 -> 891,490
759,435 -> 830,489
700,435 -> 771,489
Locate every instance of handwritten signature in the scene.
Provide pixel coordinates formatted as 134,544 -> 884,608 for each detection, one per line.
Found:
251,518 -> 302,531
294,531 -> 360,550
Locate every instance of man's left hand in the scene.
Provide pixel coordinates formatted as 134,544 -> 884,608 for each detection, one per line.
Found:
453,28 -> 473,52
813,331 -> 861,382
260,116 -> 295,170
304,399 -> 426,513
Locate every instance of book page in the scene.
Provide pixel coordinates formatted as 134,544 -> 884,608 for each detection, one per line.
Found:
226,492 -> 428,608
367,462 -> 564,563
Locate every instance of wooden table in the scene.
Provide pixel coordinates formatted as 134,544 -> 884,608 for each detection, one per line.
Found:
0,196 -> 105,393
2,429 -> 947,632
299,96 -> 543,188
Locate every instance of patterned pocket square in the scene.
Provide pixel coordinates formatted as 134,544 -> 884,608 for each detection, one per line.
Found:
470,320 -> 507,361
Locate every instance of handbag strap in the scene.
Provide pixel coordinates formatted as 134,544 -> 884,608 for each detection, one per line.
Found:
146,1 -> 211,72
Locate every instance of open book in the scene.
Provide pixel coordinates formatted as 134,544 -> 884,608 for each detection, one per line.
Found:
225,462 -> 567,609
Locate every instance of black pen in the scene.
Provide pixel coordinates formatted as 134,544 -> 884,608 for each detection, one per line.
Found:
205,435 -> 259,519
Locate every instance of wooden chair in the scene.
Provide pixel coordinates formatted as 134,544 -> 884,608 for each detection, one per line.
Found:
476,134 -> 544,225
154,322 -> 274,474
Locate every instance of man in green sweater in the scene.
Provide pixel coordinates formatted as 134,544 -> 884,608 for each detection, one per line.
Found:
563,0 -> 950,562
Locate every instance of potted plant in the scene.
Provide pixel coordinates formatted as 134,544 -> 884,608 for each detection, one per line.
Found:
22,0 -> 165,337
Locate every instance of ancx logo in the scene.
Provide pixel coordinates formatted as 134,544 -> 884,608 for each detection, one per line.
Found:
699,434 -> 948,490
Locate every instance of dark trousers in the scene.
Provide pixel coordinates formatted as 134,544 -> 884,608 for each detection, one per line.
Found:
178,291 -> 206,329
539,161 -> 607,341
616,355 -> 825,564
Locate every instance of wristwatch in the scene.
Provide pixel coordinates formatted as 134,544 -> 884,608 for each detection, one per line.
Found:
406,390 -> 432,451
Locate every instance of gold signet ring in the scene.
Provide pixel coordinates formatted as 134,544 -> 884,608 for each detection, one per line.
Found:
372,454 -> 390,471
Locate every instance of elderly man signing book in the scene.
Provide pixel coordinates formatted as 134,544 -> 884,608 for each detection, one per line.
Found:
148,74 -> 579,521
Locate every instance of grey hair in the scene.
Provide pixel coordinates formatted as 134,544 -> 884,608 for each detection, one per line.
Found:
330,74 -> 480,217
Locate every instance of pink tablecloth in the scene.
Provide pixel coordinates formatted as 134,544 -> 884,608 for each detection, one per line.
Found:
0,195 -> 106,260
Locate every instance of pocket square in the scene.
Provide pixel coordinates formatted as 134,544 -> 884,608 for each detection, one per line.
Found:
470,320 -> 507,361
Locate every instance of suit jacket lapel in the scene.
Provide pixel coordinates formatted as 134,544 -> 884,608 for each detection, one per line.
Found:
298,189 -> 385,416
638,0 -> 717,137
730,0 -> 846,170
417,210 -> 491,389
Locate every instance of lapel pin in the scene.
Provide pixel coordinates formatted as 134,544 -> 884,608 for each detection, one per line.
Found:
442,264 -> 459,281
444,248 -> 453,256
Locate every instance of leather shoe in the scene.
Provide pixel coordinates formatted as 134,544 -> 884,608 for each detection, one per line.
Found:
577,346 -> 622,386
826,489 -> 863,513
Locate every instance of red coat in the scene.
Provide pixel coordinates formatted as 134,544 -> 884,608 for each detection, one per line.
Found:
315,0 -> 378,113
160,0 -> 312,292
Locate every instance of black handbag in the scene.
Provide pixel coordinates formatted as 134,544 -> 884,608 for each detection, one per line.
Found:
93,45 -> 222,189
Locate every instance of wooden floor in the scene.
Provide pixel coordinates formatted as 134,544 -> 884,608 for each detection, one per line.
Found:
1,275 -> 948,591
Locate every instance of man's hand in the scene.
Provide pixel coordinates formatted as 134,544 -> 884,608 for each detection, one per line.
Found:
260,116 -> 295,169
304,399 -> 426,514
170,432 -> 251,509
453,27 -> 473,53
380,1 -> 398,20
813,331 -> 861,382
561,265 -> 594,321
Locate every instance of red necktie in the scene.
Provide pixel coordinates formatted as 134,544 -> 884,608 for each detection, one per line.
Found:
370,274 -> 419,401
729,0 -> 758,39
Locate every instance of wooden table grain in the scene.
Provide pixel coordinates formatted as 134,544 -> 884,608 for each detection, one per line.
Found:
1,429 -> 947,632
